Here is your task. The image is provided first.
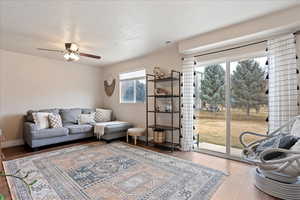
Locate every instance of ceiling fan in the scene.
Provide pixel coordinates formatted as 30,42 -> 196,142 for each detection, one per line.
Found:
37,43 -> 101,62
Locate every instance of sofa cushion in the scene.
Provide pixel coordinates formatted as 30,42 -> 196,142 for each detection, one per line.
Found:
78,113 -> 96,125
65,124 -> 93,134
31,127 -> 69,139
26,109 -> 59,122
98,122 -> 133,134
60,108 -> 82,124
82,108 -> 96,114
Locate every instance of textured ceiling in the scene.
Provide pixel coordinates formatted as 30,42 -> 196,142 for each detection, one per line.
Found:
0,0 -> 299,67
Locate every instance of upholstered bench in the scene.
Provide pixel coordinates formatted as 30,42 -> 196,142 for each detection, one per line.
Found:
127,128 -> 145,145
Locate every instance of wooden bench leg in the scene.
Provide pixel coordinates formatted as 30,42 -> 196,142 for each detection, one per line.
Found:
134,136 -> 137,145
127,133 -> 129,143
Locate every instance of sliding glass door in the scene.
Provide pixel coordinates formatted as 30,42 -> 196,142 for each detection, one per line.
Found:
195,62 -> 227,153
229,57 -> 268,157
194,56 -> 268,158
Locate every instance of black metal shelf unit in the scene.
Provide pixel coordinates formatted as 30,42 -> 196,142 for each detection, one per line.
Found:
146,70 -> 181,151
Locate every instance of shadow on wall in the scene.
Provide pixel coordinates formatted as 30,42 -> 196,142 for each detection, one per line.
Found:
1,114 -> 24,141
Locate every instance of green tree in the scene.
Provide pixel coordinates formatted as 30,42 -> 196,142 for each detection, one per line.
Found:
200,64 -> 225,111
231,59 -> 267,116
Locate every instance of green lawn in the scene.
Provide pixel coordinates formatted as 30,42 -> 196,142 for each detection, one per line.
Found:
195,108 -> 268,149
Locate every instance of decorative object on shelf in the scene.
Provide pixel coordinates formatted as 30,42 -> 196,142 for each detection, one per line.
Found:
164,101 -> 172,112
155,88 -> 170,95
153,67 -> 166,79
153,128 -> 166,143
155,104 -> 161,112
104,78 -> 116,97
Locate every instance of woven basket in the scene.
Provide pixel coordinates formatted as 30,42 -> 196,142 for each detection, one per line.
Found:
153,130 -> 166,143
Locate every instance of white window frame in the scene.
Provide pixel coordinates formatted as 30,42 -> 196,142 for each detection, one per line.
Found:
119,69 -> 146,104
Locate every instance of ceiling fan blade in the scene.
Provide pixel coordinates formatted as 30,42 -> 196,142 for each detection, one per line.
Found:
79,52 -> 101,59
37,48 -> 64,53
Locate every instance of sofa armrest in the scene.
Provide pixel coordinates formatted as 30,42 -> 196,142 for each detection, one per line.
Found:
23,122 -> 38,139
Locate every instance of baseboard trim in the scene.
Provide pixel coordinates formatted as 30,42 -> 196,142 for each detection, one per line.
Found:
2,139 -> 24,148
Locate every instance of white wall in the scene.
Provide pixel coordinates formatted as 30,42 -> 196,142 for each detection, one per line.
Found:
102,44 -> 181,129
179,5 -> 300,54
0,49 -> 104,143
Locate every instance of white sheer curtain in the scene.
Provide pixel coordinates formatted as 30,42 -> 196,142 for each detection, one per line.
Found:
181,56 -> 195,151
267,34 -> 299,132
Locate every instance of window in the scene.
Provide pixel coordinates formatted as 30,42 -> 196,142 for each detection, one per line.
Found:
119,69 -> 146,103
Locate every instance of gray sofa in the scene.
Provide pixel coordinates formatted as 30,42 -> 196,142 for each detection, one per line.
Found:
23,108 -> 133,149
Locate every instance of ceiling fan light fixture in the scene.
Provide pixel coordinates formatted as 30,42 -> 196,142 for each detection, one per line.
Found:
64,52 -> 79,61
70,43 -> 79,52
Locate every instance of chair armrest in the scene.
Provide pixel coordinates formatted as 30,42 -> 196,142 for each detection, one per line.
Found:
239,131 -> 269,148
260,148 -> 300,164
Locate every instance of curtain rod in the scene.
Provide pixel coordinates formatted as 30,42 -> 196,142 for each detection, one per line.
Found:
194,30 -> 300,58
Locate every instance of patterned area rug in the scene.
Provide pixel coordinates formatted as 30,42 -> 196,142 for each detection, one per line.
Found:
3,142 -> 225,200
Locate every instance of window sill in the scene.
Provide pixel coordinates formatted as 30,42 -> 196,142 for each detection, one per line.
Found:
119,102 -> 145,104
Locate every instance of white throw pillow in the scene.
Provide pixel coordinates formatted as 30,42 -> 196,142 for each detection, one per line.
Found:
78,113 -> 96,124
291,117 -> 300,137
95,108 -> 112,122
282,140 -> 300,176
48,114 -> 63,128
290,140 -> 300,152
32,112 -> 50,130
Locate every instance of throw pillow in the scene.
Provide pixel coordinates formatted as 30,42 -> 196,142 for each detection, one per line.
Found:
78,113 -> 96,125
282,140 -> 300,177
291,118 -> 300,137
27,108 -> 59,122
48,114 -> 63,128
32,112 -> 50,130
95,108 -> 112,122
256,135 -> 281,154
60,108 -> 82,124
290,140 -> 300,152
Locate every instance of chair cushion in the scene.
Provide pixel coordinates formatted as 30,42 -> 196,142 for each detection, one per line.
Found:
60,108 -> 82,124
65,124 -> 93,134
262,135 -> 299,160
127,128 -> 145,136
32,127 -> 69,139
256,135 -> 281,154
